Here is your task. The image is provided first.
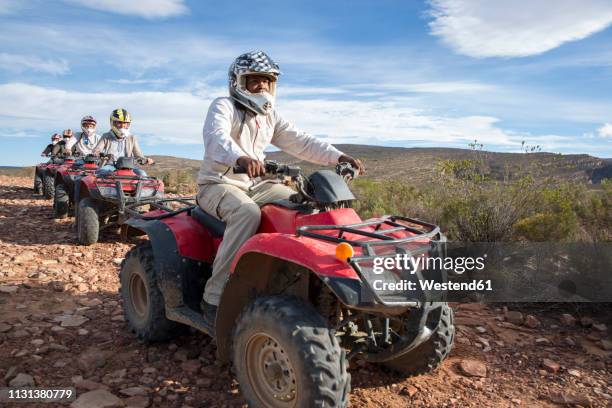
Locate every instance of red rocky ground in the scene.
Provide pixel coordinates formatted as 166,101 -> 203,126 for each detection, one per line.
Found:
0,175 -> 610,407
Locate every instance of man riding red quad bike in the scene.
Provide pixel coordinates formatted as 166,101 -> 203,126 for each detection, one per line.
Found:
120,161 -> 454,407
53,154 -> 101,219
74,155 -> 164,245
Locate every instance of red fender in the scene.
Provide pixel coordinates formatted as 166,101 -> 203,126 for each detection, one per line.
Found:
230,233 -> 359,279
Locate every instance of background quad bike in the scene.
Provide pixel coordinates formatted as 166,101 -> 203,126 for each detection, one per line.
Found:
119,162 -> 455,408
74,156 -> 164,245
53,155 -> 100,219
34,157 -> 64,199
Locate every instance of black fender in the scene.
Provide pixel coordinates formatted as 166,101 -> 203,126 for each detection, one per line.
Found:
125,218 -> 210,315
215,252 -> 372,362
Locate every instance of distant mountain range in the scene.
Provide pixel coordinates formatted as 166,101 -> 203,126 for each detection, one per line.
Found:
4,145 -> 611,184
149,145 -> 612,185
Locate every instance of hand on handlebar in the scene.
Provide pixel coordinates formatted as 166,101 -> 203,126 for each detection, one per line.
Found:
235,156 -> 266,178
338,154 -> 365,175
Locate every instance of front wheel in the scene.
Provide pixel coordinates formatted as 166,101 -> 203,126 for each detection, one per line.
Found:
33,172 -> 43,195
381,303 -> 454,376
120,241 -> 187,341
43,174 -> 54,199
233,296 -> 350,408
54,183 -> 69,219
77,197 -> 99,245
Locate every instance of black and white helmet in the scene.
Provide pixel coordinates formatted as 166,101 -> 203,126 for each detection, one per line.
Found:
229,51 -> 280,115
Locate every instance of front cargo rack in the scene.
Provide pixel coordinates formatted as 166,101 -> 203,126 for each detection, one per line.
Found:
298,215 -> 445,307
297,215 -> 441,257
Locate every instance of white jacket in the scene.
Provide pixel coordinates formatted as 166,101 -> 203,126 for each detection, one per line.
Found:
66,131 -> 101,155
197,97 -> 343,190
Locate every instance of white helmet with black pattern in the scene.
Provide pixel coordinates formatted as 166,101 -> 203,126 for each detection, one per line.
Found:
228,50 -> 280,115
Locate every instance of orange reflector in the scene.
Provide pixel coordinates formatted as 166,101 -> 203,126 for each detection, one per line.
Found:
335,242 -> 354,262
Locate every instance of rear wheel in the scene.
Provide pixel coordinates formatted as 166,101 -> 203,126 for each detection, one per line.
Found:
54,183 -> 69,219
33,172 -> 43,194
43,174 -> 54,199
77,197 -> 99,245
381,303 -> 454,376
233,296 -> 350,408
120,241 -> 186,341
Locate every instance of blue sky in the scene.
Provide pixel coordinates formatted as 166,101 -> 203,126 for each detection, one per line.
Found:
1,0 -> 611,166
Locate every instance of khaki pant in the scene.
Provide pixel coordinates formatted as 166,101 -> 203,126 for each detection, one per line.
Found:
197,182 -> 295,305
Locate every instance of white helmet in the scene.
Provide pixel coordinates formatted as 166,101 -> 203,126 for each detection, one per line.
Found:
228,51 -> 280,115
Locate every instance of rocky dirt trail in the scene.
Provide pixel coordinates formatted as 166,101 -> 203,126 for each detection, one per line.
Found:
0,175 -> 610,407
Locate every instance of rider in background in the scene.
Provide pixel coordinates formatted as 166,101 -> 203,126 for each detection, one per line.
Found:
51,129 -> 76,157
67,115 -> 101,156
41,133 -> 61,157
92,108 -> 154,176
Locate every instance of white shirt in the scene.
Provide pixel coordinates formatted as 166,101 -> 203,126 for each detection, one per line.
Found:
197,97 -> 343,190
66,131 -> 101,155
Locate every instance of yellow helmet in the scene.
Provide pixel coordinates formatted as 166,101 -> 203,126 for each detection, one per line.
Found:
110,108 -> 131,137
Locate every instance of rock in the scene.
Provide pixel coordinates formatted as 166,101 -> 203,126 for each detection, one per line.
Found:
74,379 -> 109,391
119,387 -> 148,397
592,323 -> 607,332
0,285 -> 18,294
78,328 -> 89,336
49,343 -> 70,352
71,389 -> 124,408
112,258 -> 124,265
4,366 -> 17,381
542,358 -> 560,373
9,373 -> 35,387
111,315 -> 125,322
399,385 -> 418,397
10,329 -> 29,338
475,326 -> 487,334
180,359 -> 201,374
0,322 -> 12,333
77,348 -> 110,371
504,311 -> 524,325
31,338 -> 44,346
524,315 -> 541,329
458,359 -> 487,378
600,339 -> 612,351
57,314 -> 89,327
579,317 -> 594,327
124,395 -> 150,408
549,391 -> 591,407
12,251 -> 35,263
560,313 -> 576,326
567,369 -> 581,377
78,298 -> 103,307
564,337 -> 576,347
535,337 -> 551,345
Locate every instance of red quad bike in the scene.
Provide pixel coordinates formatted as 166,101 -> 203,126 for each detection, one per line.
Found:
53,155 -> 101,219
75,156 -> 165,245
34,156 -> 65,199
120,161 -> 455,407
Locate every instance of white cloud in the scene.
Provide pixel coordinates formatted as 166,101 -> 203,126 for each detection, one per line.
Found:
0,53 -> 69,75
598,123 -> 612,137
0,0 -> 21,15
64,0 -> 188,19
427,0 -> 612,58
350,81 -> 497,94
108,78 -> 170,86
0,82 -> 529,149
